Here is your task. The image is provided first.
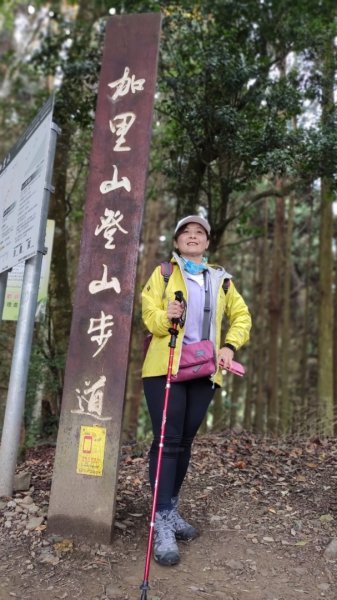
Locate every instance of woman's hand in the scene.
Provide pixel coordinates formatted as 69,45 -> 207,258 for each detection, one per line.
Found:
167,300 -> 184,321
218,346 -> 234,370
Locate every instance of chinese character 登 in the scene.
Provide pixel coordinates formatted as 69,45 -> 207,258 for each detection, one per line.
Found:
95,209 -> 128,249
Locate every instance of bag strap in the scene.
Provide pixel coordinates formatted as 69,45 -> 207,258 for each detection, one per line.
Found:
201,274 -> 230,340
223,278 -> 231,294
160,261 -> 173,299
201,272 -> 211,340
160,261 -> 173,284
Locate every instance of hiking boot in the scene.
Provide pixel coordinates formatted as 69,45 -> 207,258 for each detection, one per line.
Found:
171,496 -> 199,541
154,509 -> 180,566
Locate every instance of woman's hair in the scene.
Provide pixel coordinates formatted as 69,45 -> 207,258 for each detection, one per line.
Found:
174,224 -> 210,242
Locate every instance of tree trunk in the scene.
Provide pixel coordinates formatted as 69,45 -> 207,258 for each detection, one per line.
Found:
210,227 -> 230,432
243,239 -> 259,432
254,199 -> 269,433
267,195 -> 284,435
123,197 -> 161,440
318,178 -> 333,434
212,387 -> 224,431
297,193 -> 314,434
230,375 -> 242,429
279,194 -> 294,434
317,33 -> 334,435
334,218 -> 337,435
48,126 -> 73,383
243,363 -> 252,431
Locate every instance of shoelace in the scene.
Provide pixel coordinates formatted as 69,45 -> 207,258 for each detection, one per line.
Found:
155,515 -> 176,543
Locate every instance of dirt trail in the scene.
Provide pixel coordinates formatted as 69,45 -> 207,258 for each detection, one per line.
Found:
0,434 -> 337,600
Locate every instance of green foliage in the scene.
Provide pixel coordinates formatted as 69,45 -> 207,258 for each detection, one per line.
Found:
235,205 -> 263,239
24,331 -> 65,448
135,394 -> 153,441
25,345 -> 43,417
152,0 -> 337,248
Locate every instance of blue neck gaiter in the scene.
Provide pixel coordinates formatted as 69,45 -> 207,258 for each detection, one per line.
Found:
182,256 -> 208,275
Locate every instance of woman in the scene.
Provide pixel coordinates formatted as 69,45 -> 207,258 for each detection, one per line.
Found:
142,215 -> 251,566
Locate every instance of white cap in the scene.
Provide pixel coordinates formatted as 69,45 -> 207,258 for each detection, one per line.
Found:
174,215 -> 211,236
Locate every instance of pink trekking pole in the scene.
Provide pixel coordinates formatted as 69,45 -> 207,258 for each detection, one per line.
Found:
139,291 -> 183,600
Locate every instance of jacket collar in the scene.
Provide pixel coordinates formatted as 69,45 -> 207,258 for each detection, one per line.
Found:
172,252 -> 232,281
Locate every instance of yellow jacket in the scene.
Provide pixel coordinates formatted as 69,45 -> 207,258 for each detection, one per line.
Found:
141,253 -> 252,386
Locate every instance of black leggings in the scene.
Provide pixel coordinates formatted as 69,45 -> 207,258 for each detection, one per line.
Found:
143,376 -> 215,511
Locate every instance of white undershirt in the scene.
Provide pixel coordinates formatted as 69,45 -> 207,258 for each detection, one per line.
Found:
186,272 -> 204,287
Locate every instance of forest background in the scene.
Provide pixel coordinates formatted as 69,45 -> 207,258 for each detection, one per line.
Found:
1,0 -> 337,451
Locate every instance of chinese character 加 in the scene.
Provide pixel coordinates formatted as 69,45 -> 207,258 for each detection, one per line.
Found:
108,66 -> 145,101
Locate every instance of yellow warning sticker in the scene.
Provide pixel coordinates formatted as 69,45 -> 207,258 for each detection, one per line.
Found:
76,425 -> 106,476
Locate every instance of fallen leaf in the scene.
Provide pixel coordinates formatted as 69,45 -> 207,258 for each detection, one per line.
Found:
53,540 -> 74,556
319,514 -> 334,523
233,460 -> 246,469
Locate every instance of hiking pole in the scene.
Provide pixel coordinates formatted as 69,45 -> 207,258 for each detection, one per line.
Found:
139,290 -> 184,600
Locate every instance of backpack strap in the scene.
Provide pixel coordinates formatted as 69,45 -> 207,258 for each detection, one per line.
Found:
160,261 -> 173,284
145,262 -> 175,354
160,261 -> 173,298
223,278 -> 231,294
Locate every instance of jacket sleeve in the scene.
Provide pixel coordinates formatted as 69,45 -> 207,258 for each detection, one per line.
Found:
141,266 -> 172,336
223,281 -> 252,350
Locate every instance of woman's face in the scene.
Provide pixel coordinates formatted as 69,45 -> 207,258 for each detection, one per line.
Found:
174,222 -> 209,262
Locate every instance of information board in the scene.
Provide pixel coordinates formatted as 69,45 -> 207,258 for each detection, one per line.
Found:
2,219 -> 55,321
0,96 -> 54,273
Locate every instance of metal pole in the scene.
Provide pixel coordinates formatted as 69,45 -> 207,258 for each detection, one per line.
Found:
0,122 -> 59,497
0,270 -> 9,325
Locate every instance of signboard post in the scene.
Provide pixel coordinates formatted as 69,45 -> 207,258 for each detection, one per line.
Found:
47,13 -> 162,542
0,97 -> 59,496
0,271 -> 8,325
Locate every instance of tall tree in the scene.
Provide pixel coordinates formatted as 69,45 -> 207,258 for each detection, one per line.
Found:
253,200 -> 269,433
267,194 -> 285,434
280,194 -> 294,433
334,219 -> 337,435
317,31 -> 335,435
